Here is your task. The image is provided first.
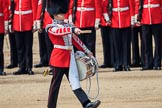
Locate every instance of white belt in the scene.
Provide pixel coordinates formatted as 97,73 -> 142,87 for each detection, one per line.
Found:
112,7 -> 129,12
0,13 -> 3,16
143,4 -> 160,8
77,7 -> 95,11
14,10 -> 32,15
54,45 -> 73,50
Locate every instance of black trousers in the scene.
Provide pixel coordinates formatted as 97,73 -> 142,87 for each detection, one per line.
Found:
131,26 -> 145,65
37,29 -> 53,64
111,27 -> 131,67
0,34 -> 4,71
48,67 -> 90,108
8,33 -> 18,65
14,30 -> 33,70
141,24 -> 162,68
78,27 -> 96,56
100,26 -> 112,65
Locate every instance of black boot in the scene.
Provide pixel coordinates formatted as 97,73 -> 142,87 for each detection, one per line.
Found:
27,69 -> 34,75
123,65 -> 131,71
13,68 -> 27,75
84,100 -> 101,108
34,62 -> 48,68
0,69 -> 6,76
6,64 -> 17,69
113,65 -> 123,72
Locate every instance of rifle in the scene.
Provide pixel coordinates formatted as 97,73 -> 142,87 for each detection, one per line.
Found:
8,0 -> 15,33
108,0 -> 112,21
72,0 -> 77,23
39,0 -> 47,30
137,0 -> 144,22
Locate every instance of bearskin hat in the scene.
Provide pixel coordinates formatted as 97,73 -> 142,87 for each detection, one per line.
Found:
47,0 -> 69,18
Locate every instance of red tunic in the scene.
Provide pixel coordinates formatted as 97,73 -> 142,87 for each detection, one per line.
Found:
36,0 -> 52,29
135,0 -> 162,24
111,0 -> 134,28
69,0 -> 102,28
100,0 -> 111,26
0,0 -> 9,33
47,20 -> 91,67
13,0 -> 38,31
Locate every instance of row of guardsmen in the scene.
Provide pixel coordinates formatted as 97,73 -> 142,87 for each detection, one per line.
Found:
0,0 -> 162,76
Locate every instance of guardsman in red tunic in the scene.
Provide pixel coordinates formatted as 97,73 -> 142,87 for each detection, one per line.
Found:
130,0 -> 143,68
6,0 -> 18,69
46,0 -> 101,108
68,0 -> 102,56
99,0 -> 113,68
131,26 -> 143,67
12,0 -> 38,75
110,0 -> 135,72
34,0 -> 53,68
135,0 -> 162,70
0,0 -> 9,75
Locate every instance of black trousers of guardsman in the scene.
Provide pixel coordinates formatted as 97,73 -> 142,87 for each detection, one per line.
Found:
48,67 -> 90,108
100,26 -> 113,66
131,26 -> 145,66
0,34 -> 4,72
141,24 -> 162,68
14,30 -> 33,70
8,33 -> 18,65
38,29 -> 53,65
111,27 -> 131,67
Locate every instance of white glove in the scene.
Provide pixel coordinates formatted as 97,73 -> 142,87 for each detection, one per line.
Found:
103,13 -> 110,22
33,20 -> 37,30
135,14 -> 138,23
95,18 -> 100,29
4,21 -> 8,31
131,16 -> 135,26
36,20 -> 41,30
